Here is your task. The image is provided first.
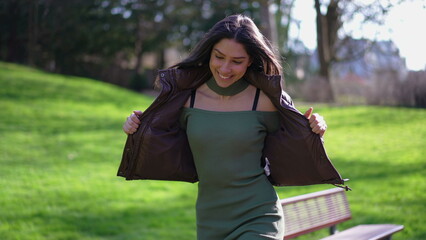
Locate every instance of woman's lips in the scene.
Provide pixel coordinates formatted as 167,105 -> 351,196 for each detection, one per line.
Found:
218,73 -> 232,79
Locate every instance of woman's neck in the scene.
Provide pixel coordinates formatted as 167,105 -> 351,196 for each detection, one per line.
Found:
206,77 -> 249,96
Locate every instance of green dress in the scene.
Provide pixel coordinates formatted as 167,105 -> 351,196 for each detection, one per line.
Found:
180,107 -> 284,240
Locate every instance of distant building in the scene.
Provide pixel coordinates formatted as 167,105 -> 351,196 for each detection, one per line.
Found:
310,38 -> 408,84
301,38 -> 409,104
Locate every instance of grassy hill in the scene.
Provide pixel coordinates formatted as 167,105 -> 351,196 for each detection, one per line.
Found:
0,62 -> 425,239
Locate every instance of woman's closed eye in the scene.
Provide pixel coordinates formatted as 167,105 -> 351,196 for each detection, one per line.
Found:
215,55 -> 242,64
214,54 -> 243,65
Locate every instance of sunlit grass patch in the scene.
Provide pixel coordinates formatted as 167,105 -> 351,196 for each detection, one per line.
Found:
0,62 -> 424,240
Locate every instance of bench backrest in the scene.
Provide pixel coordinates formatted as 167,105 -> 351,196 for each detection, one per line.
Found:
281,188 -> 352,239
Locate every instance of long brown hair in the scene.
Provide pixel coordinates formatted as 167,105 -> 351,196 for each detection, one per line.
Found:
172,14 -> 282,76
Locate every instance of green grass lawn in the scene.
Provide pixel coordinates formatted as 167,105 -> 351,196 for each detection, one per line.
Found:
0,62 -> 425,240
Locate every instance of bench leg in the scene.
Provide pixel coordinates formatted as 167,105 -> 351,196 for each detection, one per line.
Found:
329,225 -> 337,235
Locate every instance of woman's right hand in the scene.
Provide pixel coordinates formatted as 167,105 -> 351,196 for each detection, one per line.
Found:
123,110 -> 143,134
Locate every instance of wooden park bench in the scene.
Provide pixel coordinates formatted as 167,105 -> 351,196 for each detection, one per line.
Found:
281,188 -> 404,240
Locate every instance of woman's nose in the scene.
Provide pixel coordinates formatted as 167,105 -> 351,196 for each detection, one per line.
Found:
220,62 -> 231,73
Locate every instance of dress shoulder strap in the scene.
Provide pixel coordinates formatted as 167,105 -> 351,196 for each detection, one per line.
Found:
190,89 -> 196,108
252,88 -> 261,111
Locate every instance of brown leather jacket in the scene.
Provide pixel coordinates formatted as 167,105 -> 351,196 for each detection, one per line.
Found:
117,67 -> 347,187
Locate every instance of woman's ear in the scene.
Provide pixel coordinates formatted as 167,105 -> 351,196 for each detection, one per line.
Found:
248,57 -> 253,67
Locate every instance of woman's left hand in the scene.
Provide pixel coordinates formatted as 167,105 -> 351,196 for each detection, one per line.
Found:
304,107 -> 327,137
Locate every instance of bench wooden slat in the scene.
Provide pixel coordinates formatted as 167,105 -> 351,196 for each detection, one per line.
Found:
281,188 -> 404,240
320,224 -> 404,240
282,188 -> 351,239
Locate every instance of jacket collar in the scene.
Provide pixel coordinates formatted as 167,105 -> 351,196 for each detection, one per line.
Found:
157,67 -> 212,91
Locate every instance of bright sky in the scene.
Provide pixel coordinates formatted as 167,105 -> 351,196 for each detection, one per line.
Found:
289,0 -> 426,71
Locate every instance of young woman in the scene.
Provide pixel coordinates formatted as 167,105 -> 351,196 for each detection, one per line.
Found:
119,14 -> 345,240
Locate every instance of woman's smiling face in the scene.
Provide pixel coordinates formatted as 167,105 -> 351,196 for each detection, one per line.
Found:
209,38 -> 252,88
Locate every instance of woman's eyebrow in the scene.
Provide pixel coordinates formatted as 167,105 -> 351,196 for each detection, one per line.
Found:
213,49 -> 247,59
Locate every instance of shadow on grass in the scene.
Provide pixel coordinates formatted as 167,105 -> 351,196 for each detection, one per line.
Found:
27,196 -> 196,240
333,156 -> 423,183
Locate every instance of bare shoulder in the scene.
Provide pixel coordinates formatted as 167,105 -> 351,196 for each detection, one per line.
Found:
257,90 -> 278,112
183,98 -> 191,108
183,84 -> 209,108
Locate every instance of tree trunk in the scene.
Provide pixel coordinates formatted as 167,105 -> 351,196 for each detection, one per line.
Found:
134,17 -> 145,74
259,0 -> 278,46
27,0 -> 39,66
315,0 -> 329,79
314,0 -> 340,102
6,1 -> 20,62
157,49 -> 165,70
274,0 -> 295,54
